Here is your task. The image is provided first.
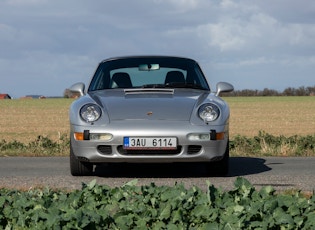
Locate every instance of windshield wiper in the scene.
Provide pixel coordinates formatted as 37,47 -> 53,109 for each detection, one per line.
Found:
141,83 -> 207,90
165,82 -> 206,90
142,84 -> 166,88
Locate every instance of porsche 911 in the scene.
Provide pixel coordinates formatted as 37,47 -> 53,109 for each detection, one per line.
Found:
69,56 -> 233,176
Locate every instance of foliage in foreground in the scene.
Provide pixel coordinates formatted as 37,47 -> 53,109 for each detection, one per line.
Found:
230,131 -> 315,157
0,178 -> 315,229
1,131 -> 314,157
0,134 -> 69,156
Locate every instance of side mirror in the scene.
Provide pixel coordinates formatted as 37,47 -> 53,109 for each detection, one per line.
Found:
215,82 -> 234,96
69,82 -> 85,97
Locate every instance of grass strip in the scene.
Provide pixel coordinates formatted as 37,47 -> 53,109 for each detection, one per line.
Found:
1,131 -> 314,157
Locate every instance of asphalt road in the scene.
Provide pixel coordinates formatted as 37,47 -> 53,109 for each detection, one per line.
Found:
0,157 -> 314,192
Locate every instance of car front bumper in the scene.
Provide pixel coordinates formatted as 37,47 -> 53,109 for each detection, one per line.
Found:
70,120 -> 229,164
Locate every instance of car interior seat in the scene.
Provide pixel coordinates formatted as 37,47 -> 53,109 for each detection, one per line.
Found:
164,71 -> 185,85
112,72 -> 132,88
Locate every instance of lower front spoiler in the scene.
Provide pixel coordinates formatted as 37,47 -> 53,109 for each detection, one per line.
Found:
71,139 -> 228,164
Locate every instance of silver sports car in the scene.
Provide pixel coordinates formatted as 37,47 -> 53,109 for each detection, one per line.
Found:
69,56 -> 233,176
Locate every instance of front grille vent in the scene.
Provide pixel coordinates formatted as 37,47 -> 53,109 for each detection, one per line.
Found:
187,145 -> 202,154
97,145 -> 112,155
77,156 -> 90,162
117,145 -> 182,155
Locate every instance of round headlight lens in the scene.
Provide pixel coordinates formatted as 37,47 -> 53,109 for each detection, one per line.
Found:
80,104 -> 102,123
198,103 -> 220,122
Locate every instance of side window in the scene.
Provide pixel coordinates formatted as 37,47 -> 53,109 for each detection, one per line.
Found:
194,65 -> 209,89
89,68 -> 110,91
93,71 -> 105,90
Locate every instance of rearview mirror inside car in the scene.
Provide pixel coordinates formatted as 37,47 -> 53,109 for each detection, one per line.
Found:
139,64 -> 160,71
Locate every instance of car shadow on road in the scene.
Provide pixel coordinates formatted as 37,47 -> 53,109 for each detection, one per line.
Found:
94,157 -> 271,178
228,157 -> 271,177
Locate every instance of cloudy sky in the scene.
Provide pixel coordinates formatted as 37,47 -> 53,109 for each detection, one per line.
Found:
1,0 -> 315,98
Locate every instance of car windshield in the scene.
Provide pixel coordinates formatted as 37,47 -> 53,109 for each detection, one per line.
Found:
88,57 -> 210,91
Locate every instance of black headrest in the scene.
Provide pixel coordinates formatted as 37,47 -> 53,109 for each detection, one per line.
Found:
165,71 -> 185,84
112,72 -> 132,88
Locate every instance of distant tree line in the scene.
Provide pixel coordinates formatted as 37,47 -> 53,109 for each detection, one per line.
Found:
63,85 -> 315,97
222,85 -> 315,97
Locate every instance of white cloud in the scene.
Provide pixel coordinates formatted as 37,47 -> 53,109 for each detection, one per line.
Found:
0,0 -> 315,97
0,23 -> 16,42
220,0 -> 238,9
198,23 -> 247,51
5,0 -> 48,6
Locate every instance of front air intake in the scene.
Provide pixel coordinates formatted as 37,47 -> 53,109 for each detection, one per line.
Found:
117,145 -> 182,155
187,145 -> 202,154
97,145 -> 112,155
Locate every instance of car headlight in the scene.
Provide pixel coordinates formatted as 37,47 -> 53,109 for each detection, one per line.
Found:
80,104 -> 102,123
198,103 -> 220,122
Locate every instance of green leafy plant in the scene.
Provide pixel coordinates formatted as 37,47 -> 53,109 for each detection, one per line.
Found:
0,178 -> 314,229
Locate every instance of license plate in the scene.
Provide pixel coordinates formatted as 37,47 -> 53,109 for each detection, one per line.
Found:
123,137 -> 177,149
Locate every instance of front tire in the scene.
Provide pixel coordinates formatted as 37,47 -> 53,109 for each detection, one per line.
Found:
70,142 -> 93,176
207,140 -> 230,176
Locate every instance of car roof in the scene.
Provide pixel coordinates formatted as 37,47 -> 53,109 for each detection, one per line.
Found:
100,55 -> 198,64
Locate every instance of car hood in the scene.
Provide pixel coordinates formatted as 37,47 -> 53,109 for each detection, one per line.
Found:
90,89 -> 209,121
